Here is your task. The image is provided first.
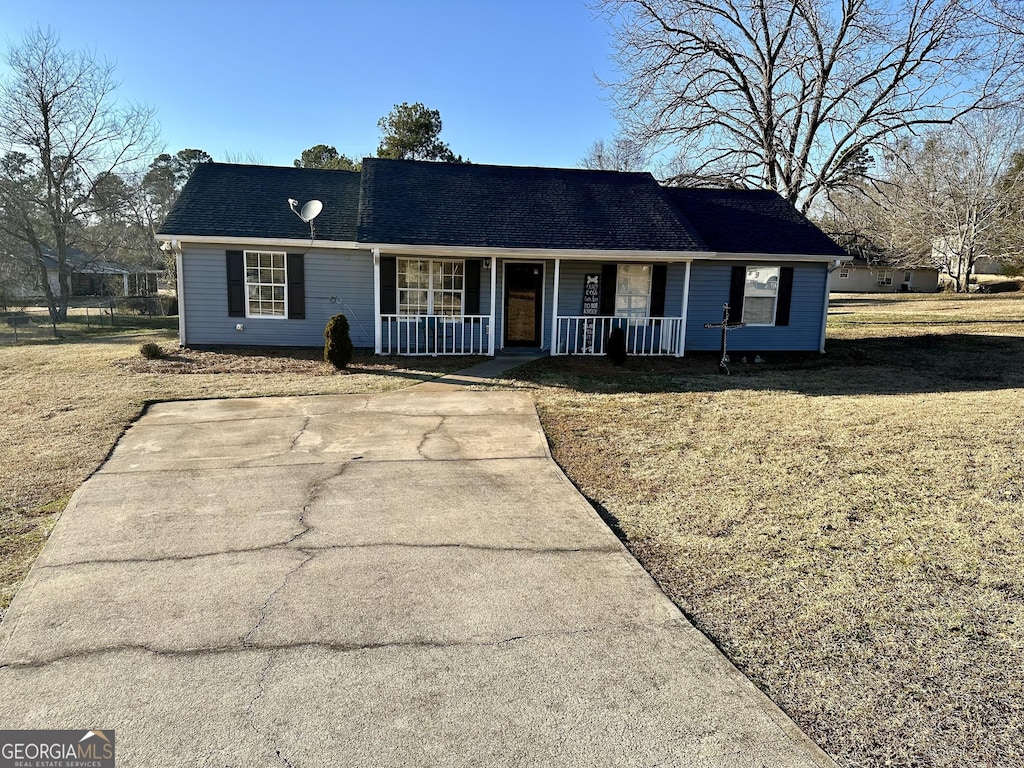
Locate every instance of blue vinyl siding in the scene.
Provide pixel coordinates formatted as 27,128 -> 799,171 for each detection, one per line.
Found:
684,261 -> 827,351
555,260 -> 688,317
181,246 -> 376,347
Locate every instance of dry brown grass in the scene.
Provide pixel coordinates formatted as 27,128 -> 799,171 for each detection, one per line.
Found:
505,292 -> 1024,768
0,328 -> 476,615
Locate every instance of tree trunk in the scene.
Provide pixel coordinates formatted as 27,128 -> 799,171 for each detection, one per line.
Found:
54,233 -> 71,321
32,246 -> 60,324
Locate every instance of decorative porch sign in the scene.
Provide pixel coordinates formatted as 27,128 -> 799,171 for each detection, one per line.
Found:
582,273 -> 600,352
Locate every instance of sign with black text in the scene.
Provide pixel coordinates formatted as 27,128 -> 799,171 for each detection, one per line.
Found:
582,273 -> 600,352
582,274 -> 600,316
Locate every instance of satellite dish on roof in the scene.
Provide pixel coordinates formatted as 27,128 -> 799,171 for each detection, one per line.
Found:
299,200 -> 323,223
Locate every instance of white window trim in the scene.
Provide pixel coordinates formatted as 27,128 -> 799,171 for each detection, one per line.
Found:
838,268 -> 850,278
244,249 -> 288,320
396,257 -> 466,317
877,269 -> 893,286
742,265 -> 780,326
614,263 -> 653,320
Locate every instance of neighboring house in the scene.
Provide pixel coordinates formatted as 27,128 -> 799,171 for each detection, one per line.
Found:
9,245 -> 161,298
830,258 -> 939,293
157,159 -> 847,356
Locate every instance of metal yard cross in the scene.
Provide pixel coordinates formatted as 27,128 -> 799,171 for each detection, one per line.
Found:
703,303 -> 745,375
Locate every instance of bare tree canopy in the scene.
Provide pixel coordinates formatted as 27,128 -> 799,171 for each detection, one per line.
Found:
825,110 -> 1024,290
579,135 -> 648,171
0,26 -> 158,321
597,0 -> 1024,211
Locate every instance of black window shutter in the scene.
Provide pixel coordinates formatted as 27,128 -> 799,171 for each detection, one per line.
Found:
380,256 -> 397,315
775,266 -> 795,326
464,260 -> 481,314
226,250 -> 245,317
729,265 -> 746,321
600,263 -> 618,315
287,253 -> 305,319
650,264 -> 667,317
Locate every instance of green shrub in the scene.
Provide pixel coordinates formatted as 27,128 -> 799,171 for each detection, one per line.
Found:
323,313 -> 353,369
139,341 -> 165,360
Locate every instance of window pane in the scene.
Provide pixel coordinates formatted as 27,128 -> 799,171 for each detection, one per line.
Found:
244,251 -> 288,318
614,263 -> 652,318
742,266 -> 779,324
743,296 -> 775,325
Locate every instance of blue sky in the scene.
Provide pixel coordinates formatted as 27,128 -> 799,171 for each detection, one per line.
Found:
2,0 -> 622,169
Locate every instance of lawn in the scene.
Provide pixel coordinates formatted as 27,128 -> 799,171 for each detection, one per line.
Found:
505,292 -> 1024,768
1,294 -> 1022,767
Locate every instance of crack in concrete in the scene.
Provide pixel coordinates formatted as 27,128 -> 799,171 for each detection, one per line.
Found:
288,416 -> 311,451
415,416 -> 447,459
0,619 -> 683,670
241,551 -> 314,649
246,651 -> 297,768
39,542 -> 616,569
241,463 -> 354,648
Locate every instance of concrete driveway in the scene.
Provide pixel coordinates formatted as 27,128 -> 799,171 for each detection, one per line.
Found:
0,388 -> 834,767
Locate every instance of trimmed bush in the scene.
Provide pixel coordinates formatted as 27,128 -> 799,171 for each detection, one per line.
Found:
606,327 -> 627,366
139,341 -> 165,360
324,313 -> 353,369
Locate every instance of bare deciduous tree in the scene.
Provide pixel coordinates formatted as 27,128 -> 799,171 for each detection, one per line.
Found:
597,0 -> 1024,211
0,27 -> 158,322
825,111 -> 1024,290
579,135 -> 648,171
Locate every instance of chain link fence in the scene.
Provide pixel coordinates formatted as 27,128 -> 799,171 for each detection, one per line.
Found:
1,295 -> 177,344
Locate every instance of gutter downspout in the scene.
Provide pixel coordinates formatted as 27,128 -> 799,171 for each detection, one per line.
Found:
174,243 -> 186,347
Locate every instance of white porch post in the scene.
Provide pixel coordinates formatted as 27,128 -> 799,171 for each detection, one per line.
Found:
372,248 -> 382,354
488,255 -> 496,355
550,257 -> 561,355
677,260 -> 692,357
122,273 -> 130,296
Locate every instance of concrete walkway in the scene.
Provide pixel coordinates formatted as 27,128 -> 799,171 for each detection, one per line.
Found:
0,385 -> 835,766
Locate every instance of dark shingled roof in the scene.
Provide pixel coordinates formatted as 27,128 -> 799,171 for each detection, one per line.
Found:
663,187 -> 847,257
355,158 -> 706,251
158,163 -> 361,241
159,160 -> 844,258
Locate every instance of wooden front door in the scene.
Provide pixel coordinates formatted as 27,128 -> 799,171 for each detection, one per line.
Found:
503,263 -> 543,347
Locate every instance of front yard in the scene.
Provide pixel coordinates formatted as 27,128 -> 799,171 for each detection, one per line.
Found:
1,292 -> 1022,766
509,292 -> 1024,768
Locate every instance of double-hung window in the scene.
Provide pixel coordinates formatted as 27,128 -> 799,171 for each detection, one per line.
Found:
397,258 -> 464,316
244,250 -> 287,318
838,267 -> 850,279
742,266 -> 780,325
877,269 -> 893,286
614,264 -> 652,319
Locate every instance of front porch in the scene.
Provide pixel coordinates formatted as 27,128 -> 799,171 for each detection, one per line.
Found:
372,253 -> 693,358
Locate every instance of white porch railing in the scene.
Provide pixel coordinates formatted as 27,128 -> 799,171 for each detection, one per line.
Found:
554,316 -> 684,356
379,314 -> 490,355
